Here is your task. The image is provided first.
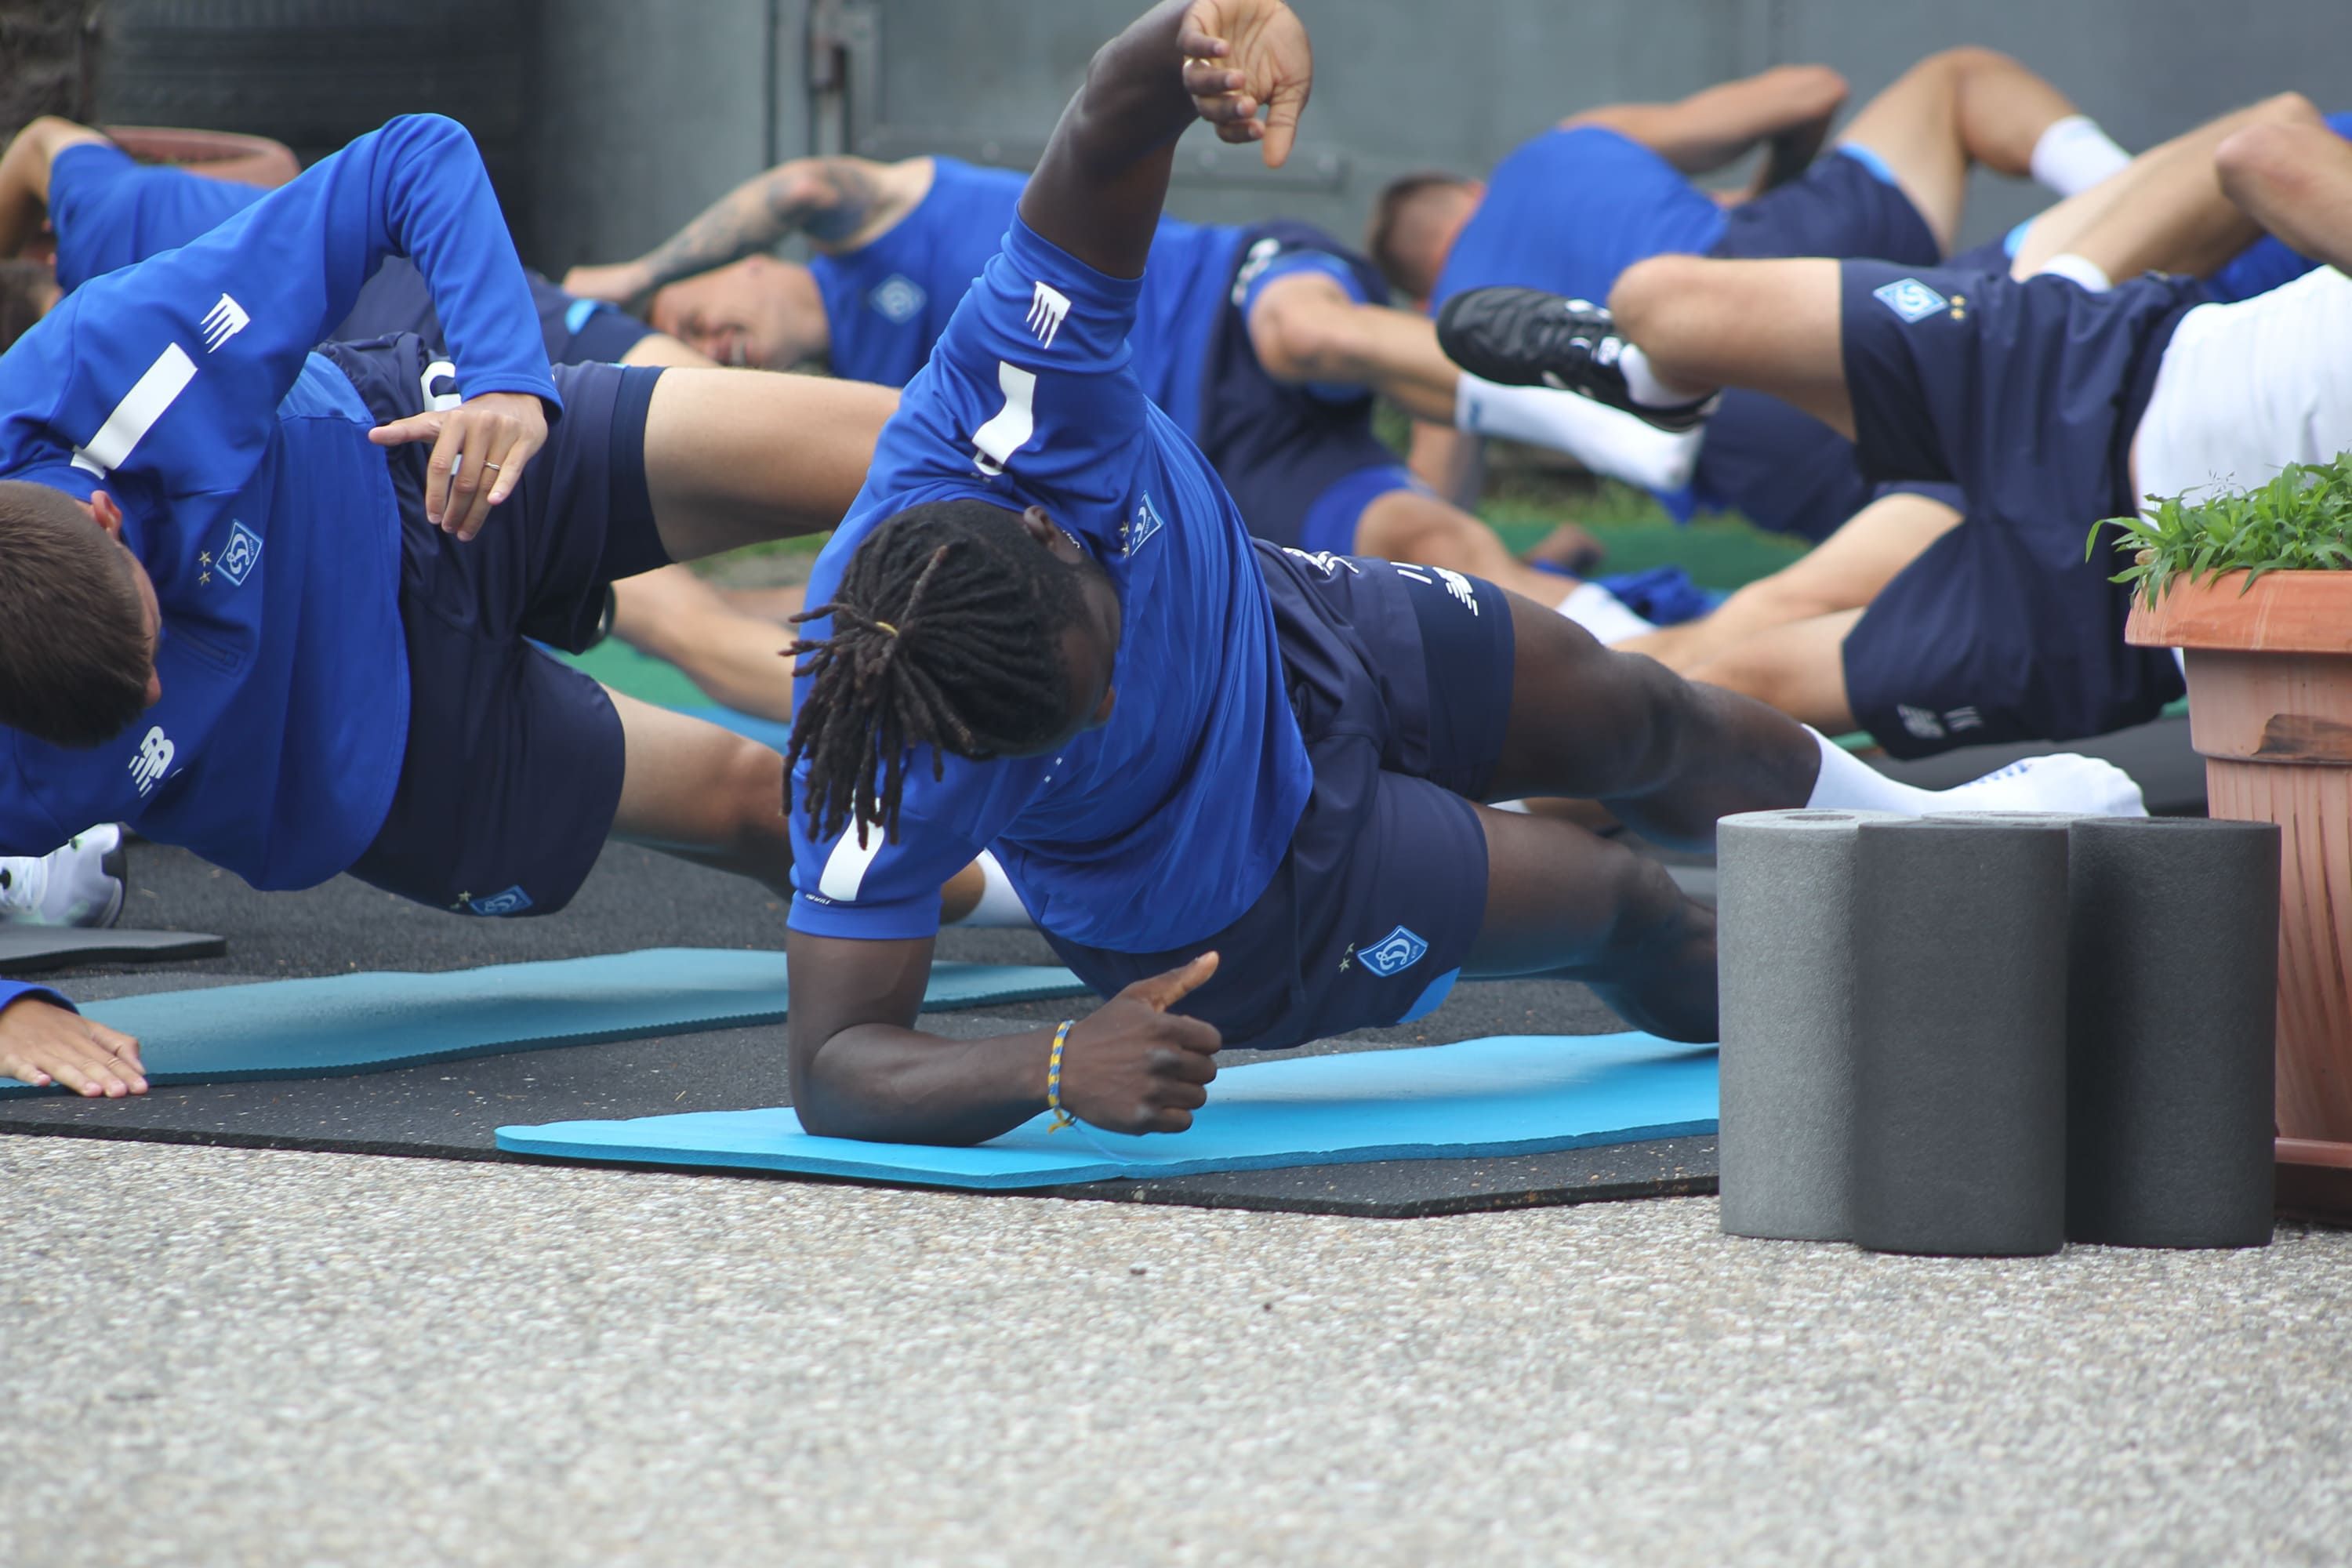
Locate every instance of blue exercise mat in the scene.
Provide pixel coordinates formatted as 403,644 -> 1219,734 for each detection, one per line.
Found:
497,1031 -> 1720,1190
0,949 -> 1087,1098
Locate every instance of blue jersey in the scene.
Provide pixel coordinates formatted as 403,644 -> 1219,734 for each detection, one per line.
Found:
2206,111 -> 2352,303
788,216 -> 1311,953
809,158 -> 1244,436
0,116 -> 560,892
1432,125 -> 1728,308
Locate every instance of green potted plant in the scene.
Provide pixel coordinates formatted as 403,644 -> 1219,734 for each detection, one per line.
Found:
2106,453 -> 2352,1225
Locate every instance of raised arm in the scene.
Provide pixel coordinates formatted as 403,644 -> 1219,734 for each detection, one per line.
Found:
1021,0 -> 1310,278
562,156 -> 905,307
1566,64 -> 1849,187
0,117 -> 111,260
2216,118 -> 2352,273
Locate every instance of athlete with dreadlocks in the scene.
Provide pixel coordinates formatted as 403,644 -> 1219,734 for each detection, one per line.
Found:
779,0 -> 2150,1147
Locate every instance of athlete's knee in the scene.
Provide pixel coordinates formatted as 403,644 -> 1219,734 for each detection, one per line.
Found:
1247,283 -> 1361,386
1911,43 -> 2017,85
2216,111 -> 2328,209
1354,492 -> 1490,572
1606,252 -> 1711,347
713,736 -> 790,857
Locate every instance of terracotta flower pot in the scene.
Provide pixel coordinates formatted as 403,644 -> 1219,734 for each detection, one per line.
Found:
103,126 -> 300,189
2127,570 -> 2352,1223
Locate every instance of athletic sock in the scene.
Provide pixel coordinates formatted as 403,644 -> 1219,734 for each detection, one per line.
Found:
947,849 -> 1034,929
2034,252 -> 2113,293
2030,114 -> 2131,197
1455,372 -> 1704,491
1800,727 -> 2147,817
1617,343 -> 1710,410
1558,582 -> 1655,644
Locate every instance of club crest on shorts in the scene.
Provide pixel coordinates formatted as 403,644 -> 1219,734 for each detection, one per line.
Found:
1874,278 -> 1950,324
1357,924 -> 1430,978
215,521 -> 263,586
869,274 -> 927,325
465,885 -> 535,917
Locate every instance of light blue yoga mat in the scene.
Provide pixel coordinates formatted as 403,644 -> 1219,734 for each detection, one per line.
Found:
496,1031 -> 1720,1190
0,948 -> 1087,1097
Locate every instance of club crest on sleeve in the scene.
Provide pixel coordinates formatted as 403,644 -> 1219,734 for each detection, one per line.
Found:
214,521 -> 263,586
1873,278 -> 1949,324
1124,492 -> 1167,554
1358,924 -> 1430,977
1025,281 -> 1072,348
869,274 -> 927,325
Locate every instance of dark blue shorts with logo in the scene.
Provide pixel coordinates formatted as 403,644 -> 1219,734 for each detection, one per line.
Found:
1039,542 -> 1515,1051
320,337 -> 670,917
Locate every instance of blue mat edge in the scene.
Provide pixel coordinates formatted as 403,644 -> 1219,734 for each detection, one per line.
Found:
0,961 -> 1091,1099
492,1116 -> 1722,1190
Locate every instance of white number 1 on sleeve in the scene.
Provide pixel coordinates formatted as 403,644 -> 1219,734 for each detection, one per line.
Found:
971,361 -> 1037,477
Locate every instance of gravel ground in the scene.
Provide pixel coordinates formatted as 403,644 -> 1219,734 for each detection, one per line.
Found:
4,1136 -> 2348,1568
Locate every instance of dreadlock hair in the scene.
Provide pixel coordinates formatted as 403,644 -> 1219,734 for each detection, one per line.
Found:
0,480 -> 152,748
786,499 -> 1093,848
1363,170 -> 1477,299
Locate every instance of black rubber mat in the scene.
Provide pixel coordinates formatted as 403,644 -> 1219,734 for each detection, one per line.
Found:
0,842 -> 1712,1218
0,925 -> 226,973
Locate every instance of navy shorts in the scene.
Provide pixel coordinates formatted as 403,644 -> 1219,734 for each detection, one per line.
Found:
1711,147 -> 1942,270
1194,223 -> 1405,547
1835,260 -> 2205,756
1041,543 -> 1515,1051
335,260 -> 655,366
320,337 -> 670,916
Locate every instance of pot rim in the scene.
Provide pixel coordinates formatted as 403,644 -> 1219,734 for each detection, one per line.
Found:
2124,568 -> 2352,655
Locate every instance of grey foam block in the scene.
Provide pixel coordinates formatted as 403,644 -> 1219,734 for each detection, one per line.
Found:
2065,818 -> 2278,1248
1851,818 -> 2071,1257
1715,809 -> 1900,1242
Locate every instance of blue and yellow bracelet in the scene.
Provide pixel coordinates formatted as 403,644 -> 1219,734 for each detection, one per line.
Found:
1045,1018 -> 1077,1132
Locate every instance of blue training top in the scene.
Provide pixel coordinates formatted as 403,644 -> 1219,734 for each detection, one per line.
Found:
0,116 -> 560,1030
1431,125 -> 1729,308
808,158 -> 1246,437
788,215 -> 1311,953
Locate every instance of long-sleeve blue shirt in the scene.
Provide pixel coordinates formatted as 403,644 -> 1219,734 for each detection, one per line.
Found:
0,114 -> 560,1023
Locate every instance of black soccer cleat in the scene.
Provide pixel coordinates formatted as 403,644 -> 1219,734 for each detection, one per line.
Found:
1436,286 -> 1717,433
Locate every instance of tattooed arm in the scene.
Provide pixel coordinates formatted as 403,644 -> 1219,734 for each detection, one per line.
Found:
563,156 -> 901,307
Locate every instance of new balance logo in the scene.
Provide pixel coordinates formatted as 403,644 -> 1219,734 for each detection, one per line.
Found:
1283,547 -> 1359,578
200,294 -> 250,352
1025,281 -> 1072,348
129,727 -> 175,797
1396,563 -> 1480,615
1896,703 -> 1946,741
1873,278 -> 1949,324
1944,706 -> 1985,733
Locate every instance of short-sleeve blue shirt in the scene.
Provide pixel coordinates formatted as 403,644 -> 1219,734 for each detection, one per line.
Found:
1432,125 -> 1728,308
787,216 -> 1311,953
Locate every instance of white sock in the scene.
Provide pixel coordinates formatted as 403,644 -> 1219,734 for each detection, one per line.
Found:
1801,727 -> 2148,817
1456,372 -> 1704,491
2034,252 -> 2113,293
2030,114 -> 2130,198
1616,343 -> 1709,409
1558,582 -> 1655,644
949,850 -> 1033,929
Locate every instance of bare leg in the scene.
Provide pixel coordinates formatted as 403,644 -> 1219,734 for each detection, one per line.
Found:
1839,46 -> 2085,252
619,332 -> 720,369
1621,490 -> 1958,670
1461,594 -> 1828,1040
605,687 -> 794,892
716,583 -> 809,624
1684,608 -> 1866,733
2013,93 -> 2321,280
642,367 -> 898,561
1352,488 -> 1580,606
1607,254 -> 1854,436
608,565 -> 794,722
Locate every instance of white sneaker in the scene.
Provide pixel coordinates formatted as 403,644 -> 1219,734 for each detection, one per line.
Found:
0,825 -> 129,928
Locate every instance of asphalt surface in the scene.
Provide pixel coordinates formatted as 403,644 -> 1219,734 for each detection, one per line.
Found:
4,1137 -> 2347,1567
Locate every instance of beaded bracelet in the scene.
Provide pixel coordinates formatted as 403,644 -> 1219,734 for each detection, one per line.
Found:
1045,1018 -> 1077,1132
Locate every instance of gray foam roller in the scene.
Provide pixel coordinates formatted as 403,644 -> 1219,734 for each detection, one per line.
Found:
2066,818 -> 2279,1248
1851,818 -> 2071,1257
1715,810 -> 1902,1241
